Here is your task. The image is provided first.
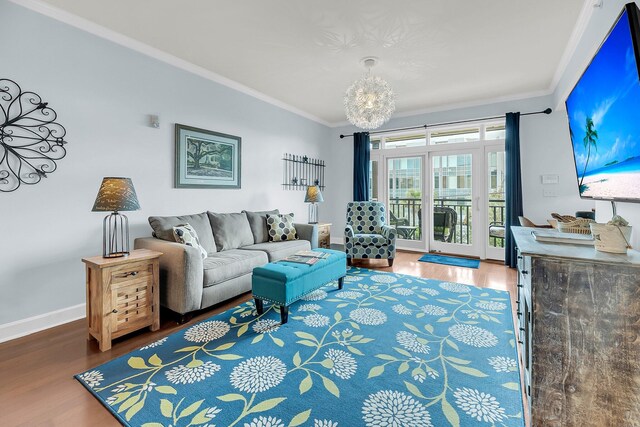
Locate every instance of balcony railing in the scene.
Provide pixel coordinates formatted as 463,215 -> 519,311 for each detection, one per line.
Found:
388,197 -> 505,248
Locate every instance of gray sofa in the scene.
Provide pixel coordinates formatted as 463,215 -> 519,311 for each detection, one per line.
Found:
134,209 -> 318,315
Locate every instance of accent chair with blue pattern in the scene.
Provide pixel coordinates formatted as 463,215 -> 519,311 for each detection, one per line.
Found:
344,201 -> 397,266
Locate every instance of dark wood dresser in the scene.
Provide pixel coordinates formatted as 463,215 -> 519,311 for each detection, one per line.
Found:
512,226 -> 640,426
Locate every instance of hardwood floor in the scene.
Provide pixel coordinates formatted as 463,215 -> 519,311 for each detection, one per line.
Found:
0,251 -> 518,426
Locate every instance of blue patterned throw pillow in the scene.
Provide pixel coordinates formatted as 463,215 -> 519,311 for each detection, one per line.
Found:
172,223 -> 207,259
266,213 -> 298,242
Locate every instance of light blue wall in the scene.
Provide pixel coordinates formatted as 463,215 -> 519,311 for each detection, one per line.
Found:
0,0 -> 330,326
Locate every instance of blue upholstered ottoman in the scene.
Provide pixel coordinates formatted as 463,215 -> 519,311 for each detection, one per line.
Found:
251,248 -> 347,324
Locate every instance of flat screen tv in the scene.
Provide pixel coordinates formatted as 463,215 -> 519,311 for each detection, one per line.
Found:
565,2 -> 640,202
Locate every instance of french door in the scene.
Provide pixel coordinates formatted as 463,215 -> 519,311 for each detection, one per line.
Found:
428,148 -> 483,257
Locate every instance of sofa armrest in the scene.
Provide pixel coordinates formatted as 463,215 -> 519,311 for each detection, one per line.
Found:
294,223 -> 318,249
134,237 -> 204,314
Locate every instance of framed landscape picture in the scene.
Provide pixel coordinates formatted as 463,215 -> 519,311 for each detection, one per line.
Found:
175,124 -> 241,189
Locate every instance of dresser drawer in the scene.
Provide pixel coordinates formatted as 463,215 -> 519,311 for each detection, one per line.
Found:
518,255 -> 531,292
109,261 -> 152,285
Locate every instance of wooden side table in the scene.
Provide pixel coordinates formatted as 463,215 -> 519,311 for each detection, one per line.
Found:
317,222 -> 331,249
82,249 -> 162,351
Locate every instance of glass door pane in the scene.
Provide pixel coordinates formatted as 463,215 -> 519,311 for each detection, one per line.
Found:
387,157 -> 423,242
487,149 -> 506,260
432,153 -> 473,245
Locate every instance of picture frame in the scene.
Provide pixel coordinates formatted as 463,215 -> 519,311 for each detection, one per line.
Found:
175,124 -> 241,189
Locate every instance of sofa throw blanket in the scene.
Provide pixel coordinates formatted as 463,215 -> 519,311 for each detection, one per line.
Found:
172,223 -> 207,259
266,213 -> 298,242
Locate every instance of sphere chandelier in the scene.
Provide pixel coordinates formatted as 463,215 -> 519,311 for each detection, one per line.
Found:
344,57 -> 396,130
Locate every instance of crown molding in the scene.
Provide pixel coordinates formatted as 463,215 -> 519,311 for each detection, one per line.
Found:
9,0 -> 331,127
328,87 -> 553,128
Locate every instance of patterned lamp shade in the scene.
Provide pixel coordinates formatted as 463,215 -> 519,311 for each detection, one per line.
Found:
304,185 -> 324,203
92,177 -> 141,212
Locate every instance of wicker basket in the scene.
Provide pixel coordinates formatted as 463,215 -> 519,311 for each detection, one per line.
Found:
557,218 -> 595,234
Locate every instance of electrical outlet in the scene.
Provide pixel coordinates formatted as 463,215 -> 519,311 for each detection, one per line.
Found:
543,188 -> 558,197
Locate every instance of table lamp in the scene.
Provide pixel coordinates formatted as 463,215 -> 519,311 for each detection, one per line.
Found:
304,185 -> 324,224
92,177 -> 141,258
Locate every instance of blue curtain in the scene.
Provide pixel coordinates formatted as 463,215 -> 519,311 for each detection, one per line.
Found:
353,132 -> 370,201
505,112 -> 523,268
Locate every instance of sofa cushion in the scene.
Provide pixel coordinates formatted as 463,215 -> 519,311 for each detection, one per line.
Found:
239,239 -> 311,262
243,209 -> 279,243
267,213 -> 298,242
149,212 -> 216,255
208,212 -> 254,251
172,223 -> 208,259
203,249 -> 268,288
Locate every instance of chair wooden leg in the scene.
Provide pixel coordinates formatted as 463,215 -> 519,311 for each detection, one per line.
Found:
388,258 -> 394,267
338,276 -> 344,290
347,258 -> 352,266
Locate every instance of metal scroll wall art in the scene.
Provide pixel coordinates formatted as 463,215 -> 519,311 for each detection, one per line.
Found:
0,78 -> 69,192
282,153 -> 325,191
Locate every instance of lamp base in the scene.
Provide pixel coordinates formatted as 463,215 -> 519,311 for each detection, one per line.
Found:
103,251 -> 129,259
103,212 -> 130,258
308,203 -> 318,224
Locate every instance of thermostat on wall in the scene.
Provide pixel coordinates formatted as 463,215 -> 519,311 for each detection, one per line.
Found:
541,174 -> 559,184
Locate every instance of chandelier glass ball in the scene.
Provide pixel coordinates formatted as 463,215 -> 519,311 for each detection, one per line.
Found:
344,60 -> 395,130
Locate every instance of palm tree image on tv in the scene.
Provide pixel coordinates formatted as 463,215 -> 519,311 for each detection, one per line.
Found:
578,117 -> 598,194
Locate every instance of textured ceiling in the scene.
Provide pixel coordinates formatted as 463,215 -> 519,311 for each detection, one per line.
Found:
38,0 -> 585,124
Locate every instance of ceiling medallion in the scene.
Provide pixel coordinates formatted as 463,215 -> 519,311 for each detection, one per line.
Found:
0,78 -> 68,192
344,57 -> 396,130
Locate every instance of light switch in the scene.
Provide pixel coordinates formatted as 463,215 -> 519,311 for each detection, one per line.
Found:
541,174 -> 559,184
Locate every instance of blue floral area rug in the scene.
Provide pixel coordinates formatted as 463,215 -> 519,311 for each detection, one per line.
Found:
76,267 -> 524,427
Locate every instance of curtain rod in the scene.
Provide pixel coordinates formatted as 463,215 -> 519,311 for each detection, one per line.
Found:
338,108 -> 552,139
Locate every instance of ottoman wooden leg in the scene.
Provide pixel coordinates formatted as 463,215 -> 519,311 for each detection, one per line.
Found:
254,298 -> 264,315
280,306 -> 289,324
338,276 -> 344,290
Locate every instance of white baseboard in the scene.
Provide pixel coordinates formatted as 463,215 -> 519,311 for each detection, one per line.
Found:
0,303 -> 86,343
330,237 -> 344,245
